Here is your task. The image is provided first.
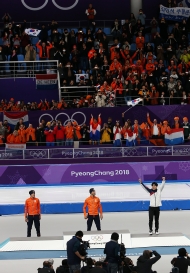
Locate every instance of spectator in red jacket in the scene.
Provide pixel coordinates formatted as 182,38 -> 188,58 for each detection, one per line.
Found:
44,122 -> 55,146
54,121 -> 65,146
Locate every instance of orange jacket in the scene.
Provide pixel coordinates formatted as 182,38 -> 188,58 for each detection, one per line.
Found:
147,116 -> 161,136
65,126 -> 74,139
100,84 -> 111,92
110,46 -> 120,61
109,61 -> 122,72
178,63 -> 188,74
83,196 -> 102,217
25,127 -> 36,141
7,134 -> 21,144
73,122 -> 82,140
18,129 -> 26,143
146,63 -> 155,75
24,197 -> 41,217
136,37 -> 145,49
36,42 -> 53,58
149,91 -> 159,105
161,124 -> 170,135
88,49 -> 96,59
168,65 -> 177,71
111,81 -> 117,91
115,83 -> 123,94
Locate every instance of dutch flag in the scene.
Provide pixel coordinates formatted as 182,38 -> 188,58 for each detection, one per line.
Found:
4,112 -> 29,131
165,128 -> 184,145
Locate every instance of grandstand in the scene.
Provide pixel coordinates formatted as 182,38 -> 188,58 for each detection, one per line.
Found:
1,1 -> 190,273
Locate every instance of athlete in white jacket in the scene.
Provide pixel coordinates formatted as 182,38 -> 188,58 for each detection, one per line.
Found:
139,177 -> 166,235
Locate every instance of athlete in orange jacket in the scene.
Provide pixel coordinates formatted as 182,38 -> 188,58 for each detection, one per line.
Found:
83,188 -> 103,231
24,190 -> 41,237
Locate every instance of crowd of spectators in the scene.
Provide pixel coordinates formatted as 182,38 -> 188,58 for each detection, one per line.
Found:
2,1 -> 190,107
37,246 -> 190,273
1,112 -> 190,147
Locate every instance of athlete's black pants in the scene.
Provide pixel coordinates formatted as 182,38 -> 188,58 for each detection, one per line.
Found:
87,215 -> 101,231
149,206 -> 160,231
27,215 -> 41,237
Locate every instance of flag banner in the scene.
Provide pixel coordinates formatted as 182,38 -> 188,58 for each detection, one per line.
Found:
126,133 -> 137,147
165,128 -> 184,145
36,74 -> 58,90
4,112 -> 29,130
75,74 -> 89,83
160,5 -> 190,21
5,144 -> 26,150
127,98 -> 143,106
25,28 -> 41,37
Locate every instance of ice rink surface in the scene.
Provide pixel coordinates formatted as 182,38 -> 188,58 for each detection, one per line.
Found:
1,211 -> 190,273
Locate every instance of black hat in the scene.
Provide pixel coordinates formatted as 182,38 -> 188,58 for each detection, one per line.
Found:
89,188 -> 95,194
29,190 -> 35,195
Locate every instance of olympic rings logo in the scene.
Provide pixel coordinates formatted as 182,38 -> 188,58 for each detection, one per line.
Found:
91,235 -> 103,242
29,150 -> 47,158
21,0 -> 79,11
39,111 -> 86,126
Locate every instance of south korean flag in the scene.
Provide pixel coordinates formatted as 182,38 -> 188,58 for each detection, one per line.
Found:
25,28 -> 41,37
75,74 -> 89,83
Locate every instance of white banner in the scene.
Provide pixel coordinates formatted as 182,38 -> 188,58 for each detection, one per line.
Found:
36,79 -> 57,85
160,5 -> 190,21
6,144 -> 26,150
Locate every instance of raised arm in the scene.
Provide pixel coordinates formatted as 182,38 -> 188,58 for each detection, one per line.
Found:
139,178 -> 151,193
147,113 -> 153,127
160,177 -> 166,192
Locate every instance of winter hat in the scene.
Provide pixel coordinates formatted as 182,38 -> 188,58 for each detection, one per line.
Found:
89,188 -> 95,194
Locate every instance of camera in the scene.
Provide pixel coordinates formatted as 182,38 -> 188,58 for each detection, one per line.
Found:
78,240 -> 90,257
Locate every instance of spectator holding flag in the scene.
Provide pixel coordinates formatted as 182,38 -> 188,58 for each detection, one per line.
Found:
90,114 -> 101,144
113,120 -> 122,147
